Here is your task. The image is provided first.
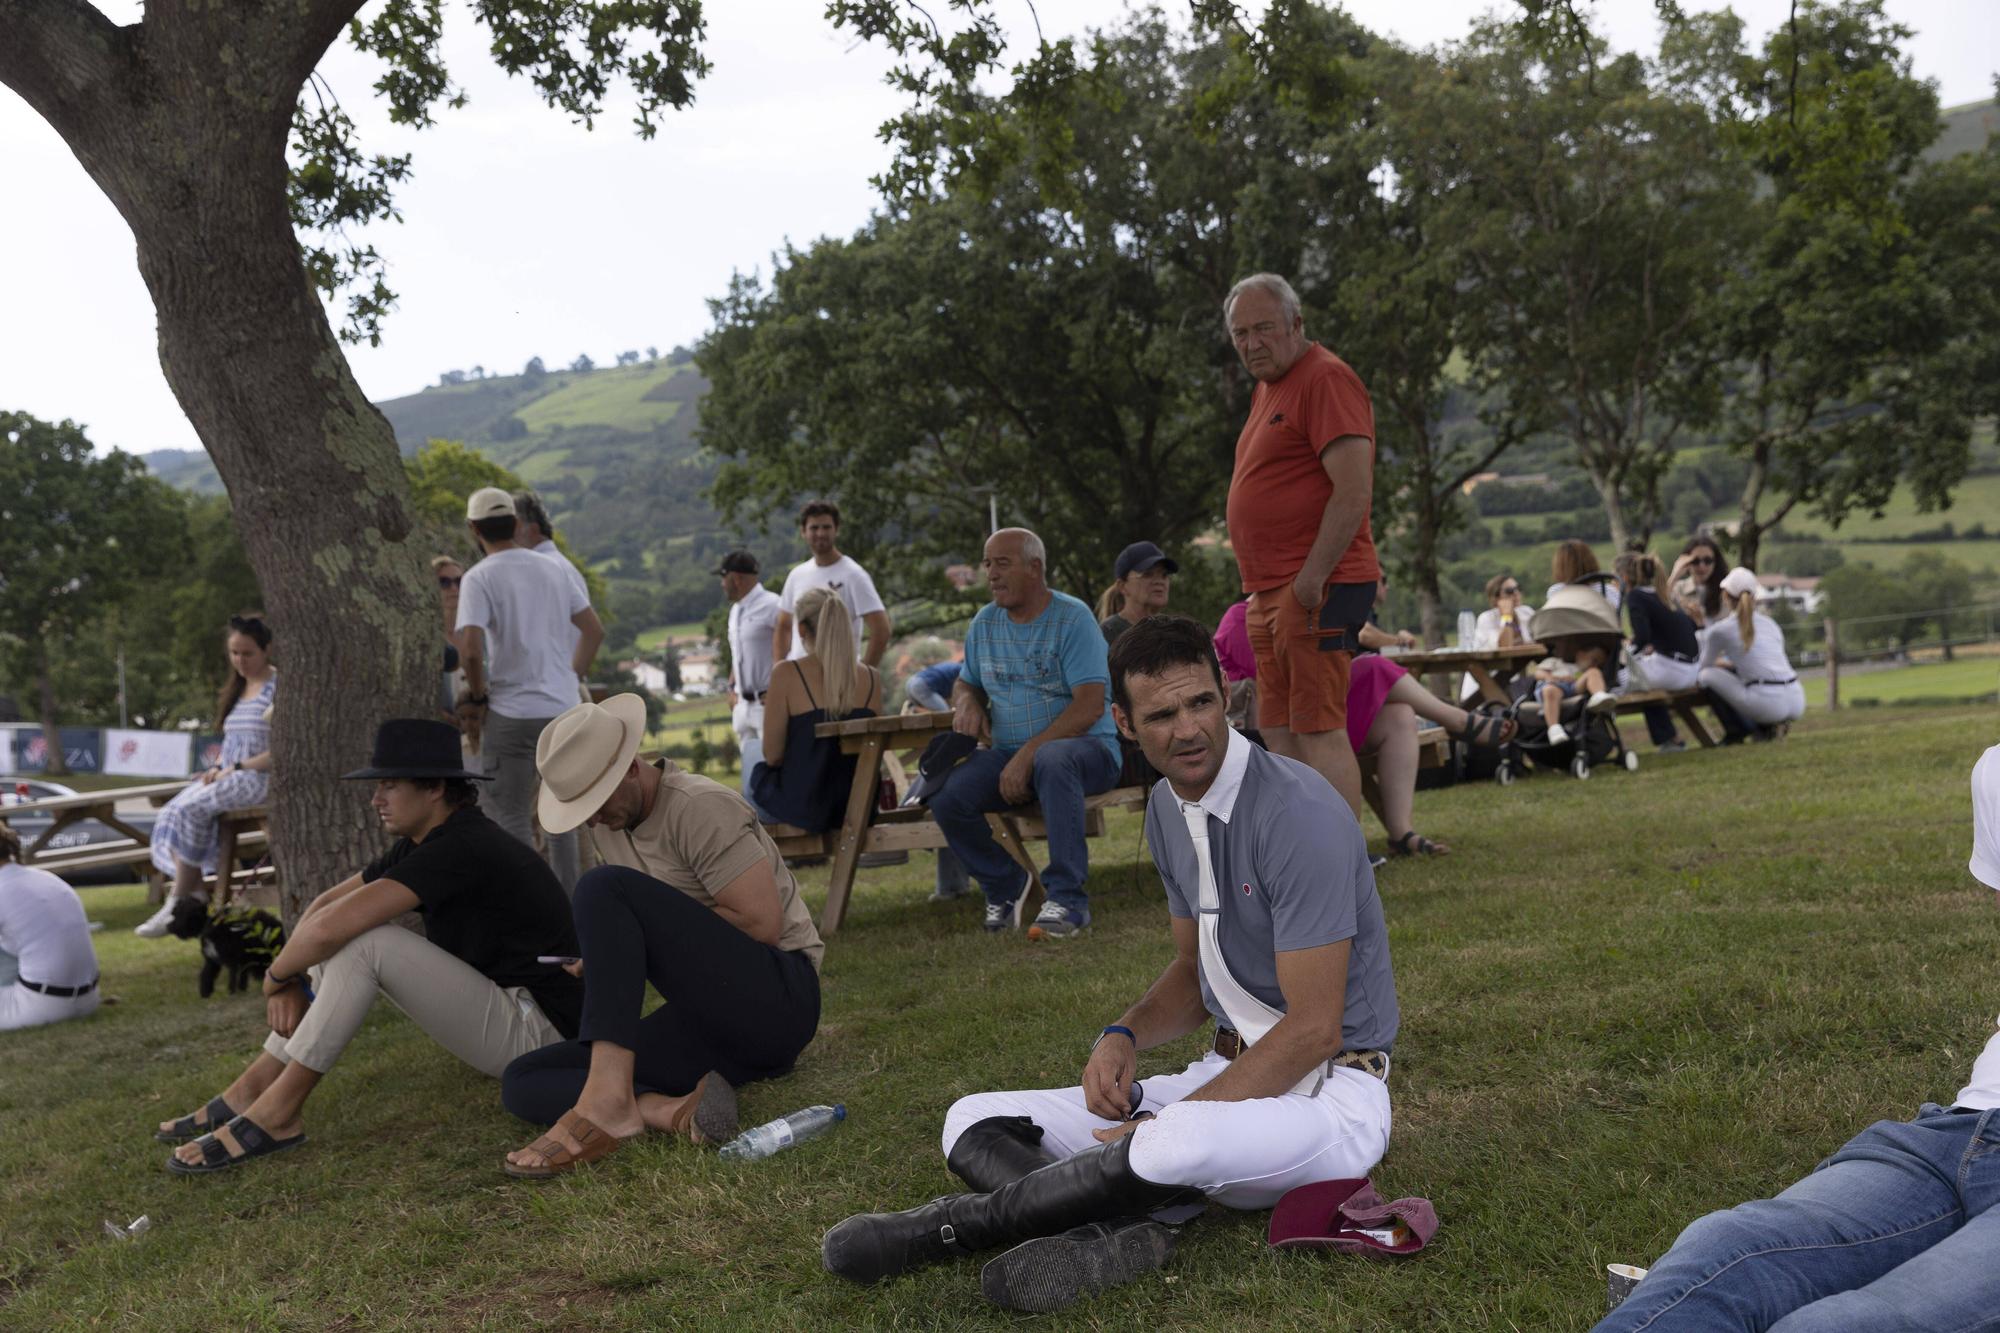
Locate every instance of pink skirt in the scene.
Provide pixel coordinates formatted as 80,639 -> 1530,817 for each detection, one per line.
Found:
1346,655 -> 1408,752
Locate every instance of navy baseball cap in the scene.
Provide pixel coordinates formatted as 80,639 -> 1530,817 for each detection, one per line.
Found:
1114,541 -> 1180,580
713,550 -> 760,576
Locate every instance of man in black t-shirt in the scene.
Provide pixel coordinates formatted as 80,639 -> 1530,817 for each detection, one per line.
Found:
158,720 -> 582,1175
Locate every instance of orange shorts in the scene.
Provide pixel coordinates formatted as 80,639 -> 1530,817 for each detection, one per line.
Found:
1245,580 -> 1378,735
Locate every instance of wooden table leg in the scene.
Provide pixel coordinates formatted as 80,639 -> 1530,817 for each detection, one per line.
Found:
988,815 -> 1047,925
1674,697 -> 1720,748
818,735 -> 885,936
1466,665 -> 1510,706
212,820 -> 242,911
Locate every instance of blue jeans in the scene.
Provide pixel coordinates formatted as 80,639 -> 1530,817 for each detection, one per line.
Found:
927,738 -> 1120,919
1595,1104 -> 2000,1332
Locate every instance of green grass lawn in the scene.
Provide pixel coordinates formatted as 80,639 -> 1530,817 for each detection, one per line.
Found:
513,363 -> 688,436
7,705 -> 1999,1329
633,622 -> 709,652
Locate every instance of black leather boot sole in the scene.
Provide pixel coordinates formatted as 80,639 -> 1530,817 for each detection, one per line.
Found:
980,1219 -> 1178,1312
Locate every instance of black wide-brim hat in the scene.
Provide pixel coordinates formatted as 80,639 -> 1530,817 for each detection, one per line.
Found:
342,718 -> 491,781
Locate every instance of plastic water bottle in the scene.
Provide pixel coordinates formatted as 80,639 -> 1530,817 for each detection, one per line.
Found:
1456,610 -> 1478,649
718,1104 -> 846,1161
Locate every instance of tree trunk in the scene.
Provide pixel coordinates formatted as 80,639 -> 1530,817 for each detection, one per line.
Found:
1583,456 -> 1631,553
36,641 -> 68,777
72,66 -> 435,925
1411,501 -> 1445,648
1736,437 -> 1770,571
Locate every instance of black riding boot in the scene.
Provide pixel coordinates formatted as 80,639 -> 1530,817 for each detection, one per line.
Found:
821,1133 -> 1199,1285
946,1116 -> 1059,1192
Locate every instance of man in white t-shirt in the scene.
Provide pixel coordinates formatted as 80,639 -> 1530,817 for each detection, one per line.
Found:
718,549 -> 781,799
513,491 -> 600,698
1595,741 -> 2000,1332
772,500 -> 891,667
456,487 -> 605,892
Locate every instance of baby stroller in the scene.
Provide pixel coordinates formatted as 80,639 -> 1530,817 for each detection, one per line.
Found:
1492,586 -> 1639,783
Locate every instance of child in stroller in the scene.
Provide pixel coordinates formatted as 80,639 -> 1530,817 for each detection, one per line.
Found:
1500,587 -> 1641,781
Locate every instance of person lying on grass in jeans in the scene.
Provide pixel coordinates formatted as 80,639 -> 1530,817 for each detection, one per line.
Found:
159,719 -> 583,1174
821,616 -> 1398,1312
497,694 -> 824,1178
1593,740 -> 2000,1332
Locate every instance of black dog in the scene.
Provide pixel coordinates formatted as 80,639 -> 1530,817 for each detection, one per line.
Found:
166,898 -> 286,997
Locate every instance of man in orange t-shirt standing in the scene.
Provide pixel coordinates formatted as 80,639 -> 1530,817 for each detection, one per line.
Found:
1222,272 -> 1379,821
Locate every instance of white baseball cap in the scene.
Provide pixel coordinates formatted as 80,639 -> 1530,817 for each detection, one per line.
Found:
1719,566 -> 1761,598
466,487 -> 516,521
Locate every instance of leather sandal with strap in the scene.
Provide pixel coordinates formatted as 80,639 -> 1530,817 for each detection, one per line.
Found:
156,1094 -> 236,1143
1387,831 -> 1447,858
165,1115 -> 307,1175
504,1110 -> 637,1180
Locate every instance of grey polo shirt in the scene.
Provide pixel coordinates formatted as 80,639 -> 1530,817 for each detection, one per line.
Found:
1144,729 -> 1399,1053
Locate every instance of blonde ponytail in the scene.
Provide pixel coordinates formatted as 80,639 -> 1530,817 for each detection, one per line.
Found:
1096,581 -> 1124,622
797,587 -> 860,721
1734,589 -> 1756,651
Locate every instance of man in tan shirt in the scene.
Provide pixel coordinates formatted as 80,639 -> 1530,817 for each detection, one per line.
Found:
497,694 -> 825,1178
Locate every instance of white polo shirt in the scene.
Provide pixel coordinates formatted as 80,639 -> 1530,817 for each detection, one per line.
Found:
779,555 -> 884,661
456,547 -> 589,718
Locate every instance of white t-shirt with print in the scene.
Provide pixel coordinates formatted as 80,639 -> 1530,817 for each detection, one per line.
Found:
456,547 -> 589,718
779,555 -> 885,661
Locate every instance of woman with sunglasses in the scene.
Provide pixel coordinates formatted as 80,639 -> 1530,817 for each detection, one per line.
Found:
1460,573 -> 1536,701
134,612 -> 278,938
1671,536 -> 1727,624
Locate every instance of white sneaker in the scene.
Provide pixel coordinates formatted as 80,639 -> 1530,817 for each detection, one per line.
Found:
1586,691 -> 1618,712
1545,722 -> 1570,746
133,898 -> 181,939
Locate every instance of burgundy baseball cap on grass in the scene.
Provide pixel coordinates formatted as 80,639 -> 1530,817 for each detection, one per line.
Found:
1267,1178 -> 1437,1255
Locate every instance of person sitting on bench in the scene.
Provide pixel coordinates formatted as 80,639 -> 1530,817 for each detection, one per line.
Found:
0,823 -> 101,1032
933,527 -> 1122,941
1595,741 -> 2000,1331
821,616 -> 1399,1312
747,586 -> 882,834
1697,566 -> 1806,741
499,694 -> 825,1178
157,719 -> 583,1174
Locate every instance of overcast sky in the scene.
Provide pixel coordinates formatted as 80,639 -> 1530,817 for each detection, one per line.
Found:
3,0 -> 1993,457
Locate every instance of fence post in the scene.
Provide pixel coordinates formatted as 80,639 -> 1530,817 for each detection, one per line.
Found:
1824,618 -> 1839,711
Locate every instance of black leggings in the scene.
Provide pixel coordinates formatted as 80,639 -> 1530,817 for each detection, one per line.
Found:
500,865 -> 821,1126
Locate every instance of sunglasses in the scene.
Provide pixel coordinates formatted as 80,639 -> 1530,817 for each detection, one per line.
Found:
1499,585 -> 1520,596
1688,556 -> 1715,567
437,575 -> 461,589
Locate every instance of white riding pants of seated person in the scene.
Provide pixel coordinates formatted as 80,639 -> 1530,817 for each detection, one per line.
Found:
940,1050 -> 1391,1210
261,923 -> 561,1077
0,980 -> 99,1032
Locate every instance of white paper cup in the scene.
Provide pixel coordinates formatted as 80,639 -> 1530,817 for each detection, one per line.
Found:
1606,1263 -> 1650,1312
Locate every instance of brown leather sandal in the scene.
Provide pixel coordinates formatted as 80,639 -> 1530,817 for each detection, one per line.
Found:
503,1110 -> 636,1180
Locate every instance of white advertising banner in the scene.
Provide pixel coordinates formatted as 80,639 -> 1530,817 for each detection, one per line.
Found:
103,729 -> 194,777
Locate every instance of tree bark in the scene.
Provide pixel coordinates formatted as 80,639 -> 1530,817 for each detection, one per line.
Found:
7,3 -> 436,924
1582,453 -> 1631,553
36,641 -> 68,777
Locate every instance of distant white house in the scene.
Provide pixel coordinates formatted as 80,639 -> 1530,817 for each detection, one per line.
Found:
1756,573 -> 1824,615
621,659 -> 669,693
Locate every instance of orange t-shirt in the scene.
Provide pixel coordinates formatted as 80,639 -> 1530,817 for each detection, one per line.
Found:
1226,342 -> 1380,593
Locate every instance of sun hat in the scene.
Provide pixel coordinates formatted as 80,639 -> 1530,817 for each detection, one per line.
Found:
465,486 -> 516,521
1719,566 -> 1761,598
341,719 -> 491,781
1114,541 -> 1180,580
534,694 -> 649,834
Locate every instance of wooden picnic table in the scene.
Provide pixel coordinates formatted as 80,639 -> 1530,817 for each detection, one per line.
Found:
1389,643 -> 1548,706
0,780 -> 187,862
812,711 -> 955,934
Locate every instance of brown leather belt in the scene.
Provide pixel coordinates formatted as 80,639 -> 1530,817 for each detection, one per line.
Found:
1213,1027 -> 1389,1080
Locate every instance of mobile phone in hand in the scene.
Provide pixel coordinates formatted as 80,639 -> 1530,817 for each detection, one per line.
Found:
536,955 -> 582,966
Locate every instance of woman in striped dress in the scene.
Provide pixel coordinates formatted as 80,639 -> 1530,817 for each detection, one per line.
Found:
134,614 -> 277,938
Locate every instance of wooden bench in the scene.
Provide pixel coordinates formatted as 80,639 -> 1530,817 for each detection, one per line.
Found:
1611,689 -> 1720,748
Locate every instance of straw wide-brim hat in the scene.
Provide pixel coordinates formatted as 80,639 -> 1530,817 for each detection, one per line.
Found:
535,694 -> 648,834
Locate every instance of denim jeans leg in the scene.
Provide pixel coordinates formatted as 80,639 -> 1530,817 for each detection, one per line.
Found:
1593,1109 -> 1979,1333
1031,738 -> 1121,919
927,748 -> 1027,904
